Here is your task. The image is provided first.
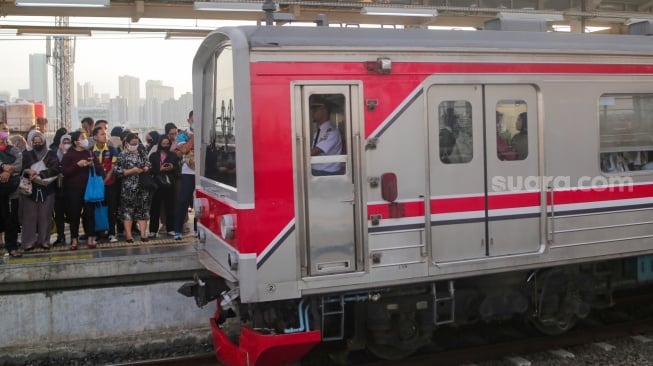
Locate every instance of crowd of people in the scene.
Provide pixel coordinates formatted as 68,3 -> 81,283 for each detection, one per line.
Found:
0,112 -> 196,258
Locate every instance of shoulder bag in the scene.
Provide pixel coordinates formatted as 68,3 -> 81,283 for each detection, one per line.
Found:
84,157 -> 105,202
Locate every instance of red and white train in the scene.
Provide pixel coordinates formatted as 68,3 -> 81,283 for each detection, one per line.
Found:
181,20 -> 653,366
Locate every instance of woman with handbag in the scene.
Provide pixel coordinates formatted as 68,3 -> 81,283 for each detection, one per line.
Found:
115,133 -> 152,243
148,136 -> 179,238
61,131 -> 103,250
20,130 -> 60,251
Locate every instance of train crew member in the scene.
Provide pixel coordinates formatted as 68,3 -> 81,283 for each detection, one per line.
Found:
92,126 -> 120,243
52,131 -> 70,246
309,96 -> 343,176
496,112 -> 516,161
62,131 -> 102,250
511,112 -> 528,160
20,130 -> 60,251
0,122 -> 22,257
115,133 -> 152,243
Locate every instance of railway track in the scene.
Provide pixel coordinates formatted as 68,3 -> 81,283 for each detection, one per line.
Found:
109,353 -> 217,366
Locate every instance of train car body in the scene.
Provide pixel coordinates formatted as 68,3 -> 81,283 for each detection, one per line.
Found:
186,24 -> 653,366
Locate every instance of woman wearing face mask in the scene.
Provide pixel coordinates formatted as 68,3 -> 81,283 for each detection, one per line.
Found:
20,130 -> 61,251
115,133 -> 152,243
52,133 -> 71,245
61,131 -> 102,250
148,136 -> 179,238
0,122 -> 22,257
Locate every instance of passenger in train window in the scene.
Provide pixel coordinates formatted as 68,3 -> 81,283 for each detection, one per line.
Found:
448,112 -> 473,164
0,122 -> 22,258
309,95 -> 343,176
51,130 -> 70,246
439,109 -> 456,164
20,130 -> 60,251
496,112 -> 516,161
61,131 -> 103,250
511,112 -> 528,160
115,133 -> 153,243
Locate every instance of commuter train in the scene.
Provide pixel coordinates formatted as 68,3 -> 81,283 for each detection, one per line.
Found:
180,20 -> 653,366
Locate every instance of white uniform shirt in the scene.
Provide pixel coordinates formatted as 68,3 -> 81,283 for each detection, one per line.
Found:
312,121 -> 343,174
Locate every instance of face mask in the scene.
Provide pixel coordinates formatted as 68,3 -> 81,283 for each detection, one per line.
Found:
33,144 -> 45,151
160,145 -> 170,152
127,144 -> 138,152
0,131 -> 8,140
63,143 -> 71,151
79,139 -> 89,149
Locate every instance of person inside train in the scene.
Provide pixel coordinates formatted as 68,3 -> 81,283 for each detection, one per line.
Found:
0,122 -> 22,258
309,95 -> 343,176
511,112 -> 528,160
447,110 -> 473,164
496,112 -> 516,161
439,108 -> 457,164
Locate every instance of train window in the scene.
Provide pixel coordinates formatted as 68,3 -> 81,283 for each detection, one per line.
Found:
599,93 -> 653,173
496,100 -> 528,161
310,93 -> 346,176
438,101 -> 473,164
203,45 -> 237,187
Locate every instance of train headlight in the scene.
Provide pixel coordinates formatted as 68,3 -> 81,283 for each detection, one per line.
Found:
220,214 -> 236,240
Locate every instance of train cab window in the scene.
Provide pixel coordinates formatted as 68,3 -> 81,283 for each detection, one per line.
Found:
310,94 -> 346,176
496,100 -> 528,161
203,45 -> 237,188
599,94 -> 653,173
438,101 -> 473,164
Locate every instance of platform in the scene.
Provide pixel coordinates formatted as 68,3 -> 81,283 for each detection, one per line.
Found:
0,232 -> 207,292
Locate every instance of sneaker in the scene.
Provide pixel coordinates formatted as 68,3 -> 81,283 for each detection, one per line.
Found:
167,231 -> 175,236
108,235 -> 118,243
174,233 -> 182,241
148,233 -> 158,239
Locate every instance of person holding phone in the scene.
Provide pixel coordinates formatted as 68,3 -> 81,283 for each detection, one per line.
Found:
148,136 -> 179,238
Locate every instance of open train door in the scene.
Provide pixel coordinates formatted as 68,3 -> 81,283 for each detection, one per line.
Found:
294,84 -> 363,276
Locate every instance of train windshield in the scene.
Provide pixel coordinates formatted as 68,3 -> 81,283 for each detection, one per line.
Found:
202,45 -> 237,188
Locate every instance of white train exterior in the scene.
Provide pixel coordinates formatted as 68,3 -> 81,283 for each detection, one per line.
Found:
184,23 -> 653,366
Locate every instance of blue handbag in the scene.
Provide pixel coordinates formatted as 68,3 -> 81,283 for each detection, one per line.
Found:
84,166 -> 105,203
94,203 -> 109,232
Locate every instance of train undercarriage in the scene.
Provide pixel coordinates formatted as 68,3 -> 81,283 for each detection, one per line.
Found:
181,256 -> 649,366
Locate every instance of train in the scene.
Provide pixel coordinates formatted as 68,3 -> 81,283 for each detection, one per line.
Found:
179,19 -> 653,366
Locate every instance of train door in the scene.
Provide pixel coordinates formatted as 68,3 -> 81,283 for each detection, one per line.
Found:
485,85 -> 540,257
428,84 -> 540,263
294,85 -> 362,276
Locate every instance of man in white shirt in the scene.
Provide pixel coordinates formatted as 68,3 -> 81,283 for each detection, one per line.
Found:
310,96 -> 343,176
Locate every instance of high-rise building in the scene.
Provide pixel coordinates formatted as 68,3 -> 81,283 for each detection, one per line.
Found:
29,54 -> 48,106
143,80 -> 174,126
109,97 -> 128,125
119,75 -> 140,125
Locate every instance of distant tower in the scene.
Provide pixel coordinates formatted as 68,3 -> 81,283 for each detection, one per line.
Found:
47,16 -> 75,131
119,75 -> 140,124
29,54 -> 48,106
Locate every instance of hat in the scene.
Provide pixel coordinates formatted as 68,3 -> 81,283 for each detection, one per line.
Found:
61,134 -> 71,142
110,126 -> 124,137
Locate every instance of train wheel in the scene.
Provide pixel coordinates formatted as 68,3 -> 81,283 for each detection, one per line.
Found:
526,313 -> 578,336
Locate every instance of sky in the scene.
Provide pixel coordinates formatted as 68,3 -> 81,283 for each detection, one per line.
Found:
0,17 -> 253,101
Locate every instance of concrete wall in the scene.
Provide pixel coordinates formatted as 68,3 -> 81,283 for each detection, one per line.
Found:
0,281 -> 215,357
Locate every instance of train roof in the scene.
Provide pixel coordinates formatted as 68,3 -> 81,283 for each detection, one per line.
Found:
215,25 -> 653,56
